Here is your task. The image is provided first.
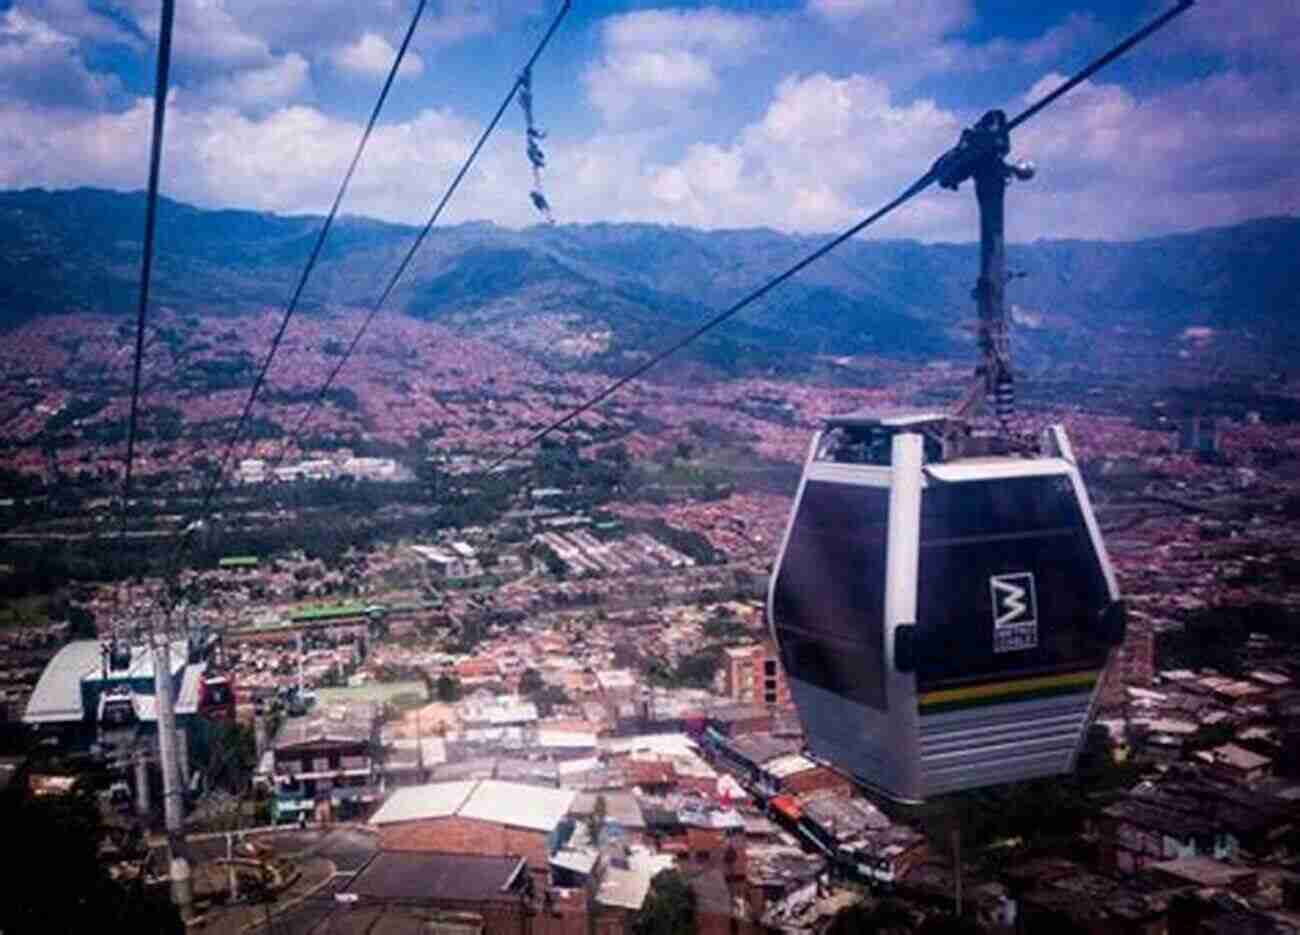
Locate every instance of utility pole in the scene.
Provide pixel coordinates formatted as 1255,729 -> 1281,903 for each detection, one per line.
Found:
153,631 -> 193,917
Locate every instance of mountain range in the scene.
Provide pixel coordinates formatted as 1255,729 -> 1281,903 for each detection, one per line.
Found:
2,187 -> 1296,380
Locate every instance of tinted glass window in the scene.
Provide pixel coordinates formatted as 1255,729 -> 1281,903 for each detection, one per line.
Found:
772,481 -> 889,710
915,475 -> 1111,689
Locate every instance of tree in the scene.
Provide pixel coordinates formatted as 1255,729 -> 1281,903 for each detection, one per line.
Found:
67,605 -> 96,639
519,668 -> 545,697
0,779 -> 183,934
633,869 -> 696,935
435,673 -> 462,702
530,685 -> 571,718
587,794 -> 607,844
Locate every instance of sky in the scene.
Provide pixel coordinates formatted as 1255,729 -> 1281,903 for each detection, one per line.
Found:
0,0 -> 1296,242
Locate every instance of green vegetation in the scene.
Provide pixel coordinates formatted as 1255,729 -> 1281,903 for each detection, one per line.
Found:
0,775 -> 183,933
435,673 -> 462,703
633,869 -> 696,935
0,593 -> 52,630
519,668 -> 572,716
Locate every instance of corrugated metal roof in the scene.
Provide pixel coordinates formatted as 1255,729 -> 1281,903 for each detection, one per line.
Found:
538,729 -> 598,749
459,779 -> 574,832
174,662 -> 205,715
596,849 -> 675,910
345,850 -> 524,902
369,779 -> 575,833
764,753 -> 818,779
369,780 -> 478,825
550,848 -> 598,875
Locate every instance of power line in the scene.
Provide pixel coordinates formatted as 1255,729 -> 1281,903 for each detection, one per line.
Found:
485,0 -> 1195,473
271,0 -> 573,469
121,0 -> 176,522
189,0 -> 430,527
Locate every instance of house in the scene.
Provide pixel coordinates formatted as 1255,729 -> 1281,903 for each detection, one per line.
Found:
369,779 -> 576,889
338,850 -> 534,935
267,704 -> 378,823
721,641 -> 790,708
1203,744 -> 1272,785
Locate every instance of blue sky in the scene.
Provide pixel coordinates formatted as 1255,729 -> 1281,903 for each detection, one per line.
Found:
0,0 -> 1295,241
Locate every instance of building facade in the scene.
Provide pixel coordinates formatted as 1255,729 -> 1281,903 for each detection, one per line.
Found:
722,642 -> 790,708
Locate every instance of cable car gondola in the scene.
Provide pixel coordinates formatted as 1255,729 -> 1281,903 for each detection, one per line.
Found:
769,412 -> 1125,802
762,4 -> 1198,798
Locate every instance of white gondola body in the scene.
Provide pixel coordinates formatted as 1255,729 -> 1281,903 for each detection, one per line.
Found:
768,418 -> 1124,803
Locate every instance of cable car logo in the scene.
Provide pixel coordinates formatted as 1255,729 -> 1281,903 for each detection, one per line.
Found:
991,572 -> 1038,652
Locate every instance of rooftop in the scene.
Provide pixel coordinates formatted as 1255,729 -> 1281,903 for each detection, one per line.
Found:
1149,855 -> 1257,890
343,850 -> 526,903
370,779 -> 575,833
24,639 -> 192,725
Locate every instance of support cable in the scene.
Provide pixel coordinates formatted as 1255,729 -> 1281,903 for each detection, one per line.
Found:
271,0 -> 572,467
484,0 -> 1195,473
121,0 -> 176,527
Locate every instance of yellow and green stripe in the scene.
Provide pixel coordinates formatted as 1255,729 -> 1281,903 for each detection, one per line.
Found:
918,670 -> 1098,715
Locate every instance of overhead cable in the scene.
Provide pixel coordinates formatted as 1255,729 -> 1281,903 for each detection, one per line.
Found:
190,0 -> 430,525
484,0 -> 1196,473
121,0 -> 176,524
272,0 -> 572,465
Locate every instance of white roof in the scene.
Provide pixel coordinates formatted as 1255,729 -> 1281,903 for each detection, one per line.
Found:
1134,718 -> 1198,736
458,780 -> 575,832
557,756 -> 602,775
1248,670 -> 1291,687
550,849 -> 599,875
605,733 -> 698,758
538,730 -> 598,749
384,737 -> 448,766
24,639 -> 191,724
764,753 -> 819,779
25,641 -> 100,722
595,669 -> 636,690
370,778 -> 575,833
370,781 -> 477,825
597,849 -> 676,911
411,544 -> 457,564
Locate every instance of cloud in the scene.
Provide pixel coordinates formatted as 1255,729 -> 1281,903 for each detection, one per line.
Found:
806,0 -> 973,47
1174,0 -> 1300,67
584,7 -> 769,127
199,52 -> 312,110
0,1 -> 1295,246
332,32 -> 424,78
1007,69 -> 1300,238
21,0 -> 144,47
0,7 -> 121,108
621,72 -> 961,233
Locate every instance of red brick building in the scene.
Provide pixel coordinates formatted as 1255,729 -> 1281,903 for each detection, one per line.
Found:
722,641 -> 790,708
369,779 -> 576,889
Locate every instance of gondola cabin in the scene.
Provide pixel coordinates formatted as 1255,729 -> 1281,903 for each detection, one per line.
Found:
769,412 -> 1125,803
198,672 -> 236,721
